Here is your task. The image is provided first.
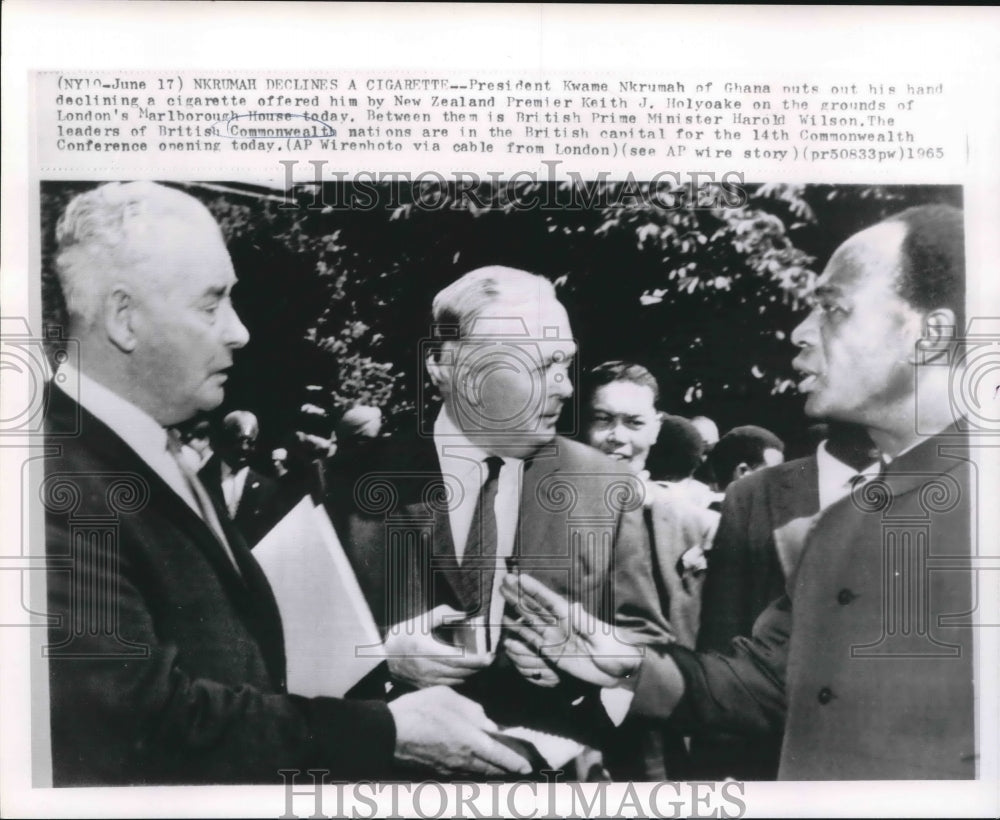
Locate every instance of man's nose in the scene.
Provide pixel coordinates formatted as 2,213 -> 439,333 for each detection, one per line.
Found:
607,422 -> 626,444
791,308 -> 818,348
223,301 -> 250,349
548,368 -> 573,400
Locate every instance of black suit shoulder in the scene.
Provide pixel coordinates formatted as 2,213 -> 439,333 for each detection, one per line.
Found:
42,385 -> 395,785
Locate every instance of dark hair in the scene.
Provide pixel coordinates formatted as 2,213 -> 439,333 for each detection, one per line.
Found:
886,204 -> 965,332
646,414 -> 705,481
709,425 -> 785,489
582,360 -> 660,408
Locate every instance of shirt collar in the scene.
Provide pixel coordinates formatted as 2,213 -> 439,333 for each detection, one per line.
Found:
816,439 -> 876,486
432,407 -> 522,470
55,361 -> 170,464
433,406 -> 492,464
220,461 -> 248,481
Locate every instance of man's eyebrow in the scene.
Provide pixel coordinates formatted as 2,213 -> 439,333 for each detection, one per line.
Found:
811,283 -> 841,299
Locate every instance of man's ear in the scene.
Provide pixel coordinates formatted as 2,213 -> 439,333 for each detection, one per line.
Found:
104,285 -> 138,353
913,307 -> 957,365
734,462 -> 752,481
425,346 -> 449,391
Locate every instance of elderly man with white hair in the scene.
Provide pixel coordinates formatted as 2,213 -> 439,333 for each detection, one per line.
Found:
43,181 -> 532,785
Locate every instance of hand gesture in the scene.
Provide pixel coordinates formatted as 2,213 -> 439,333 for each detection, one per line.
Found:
501,627 -> 560,687
388,686 -> 532,778
384,605 -> 492,688
500,574 -> 641,688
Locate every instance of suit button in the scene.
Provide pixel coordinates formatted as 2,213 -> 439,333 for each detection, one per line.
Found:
837,588 -> 856,605
817,687 -> 834,705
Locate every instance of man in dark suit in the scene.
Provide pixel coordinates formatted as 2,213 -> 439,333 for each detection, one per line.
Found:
43,182 -> 531,785
693,422 -> 879,779
200,410 -> 291,547
707,425 -> 786,495
326,266 -> 672,763
505,204 -> 977,780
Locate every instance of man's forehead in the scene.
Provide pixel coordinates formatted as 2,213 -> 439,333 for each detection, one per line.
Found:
225,418 -> 257,437
465,296 -> 573,339
816,221 -> 906,294
592,381 -> 658,413
146,219 -> 235,292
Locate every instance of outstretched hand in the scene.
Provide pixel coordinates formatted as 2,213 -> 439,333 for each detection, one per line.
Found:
500,574 -> 642,688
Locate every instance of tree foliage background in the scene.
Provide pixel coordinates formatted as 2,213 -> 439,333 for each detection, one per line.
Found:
41,180 -> 961,458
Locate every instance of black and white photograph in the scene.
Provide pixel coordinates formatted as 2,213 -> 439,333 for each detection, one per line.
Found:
34,177 -> 976,784
2,4 -> 999,819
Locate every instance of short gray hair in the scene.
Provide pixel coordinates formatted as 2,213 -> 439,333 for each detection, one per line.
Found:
430,265 -> 556,352
54,181 -> 219,327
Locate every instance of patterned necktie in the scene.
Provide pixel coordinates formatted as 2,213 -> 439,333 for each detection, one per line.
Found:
455,456 -> 503,616
166,430 -> 242,575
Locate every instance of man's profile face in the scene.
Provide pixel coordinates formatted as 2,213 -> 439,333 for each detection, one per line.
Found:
586,381 -> 662,474
791,222 -> 924,427
443,296 -> 576,458
129,216 -> 249,426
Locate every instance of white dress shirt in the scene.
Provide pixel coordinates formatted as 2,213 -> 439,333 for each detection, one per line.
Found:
55,363 -> 203,517
434,410 -> 632,724
219,461 -> 250,518
816,439 -> 882,510
433,409 -> 523,650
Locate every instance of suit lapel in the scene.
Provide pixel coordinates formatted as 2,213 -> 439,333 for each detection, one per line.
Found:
46,389 -> 267,622
518,450 -> 559,562
399,436 -> 463,611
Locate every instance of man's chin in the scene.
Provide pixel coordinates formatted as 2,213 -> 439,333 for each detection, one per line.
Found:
803,393 -> 842,421
198,386 -> 226,412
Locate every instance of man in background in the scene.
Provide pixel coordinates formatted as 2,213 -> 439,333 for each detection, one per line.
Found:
708,424 -> 786,494
200,410 -> 291,547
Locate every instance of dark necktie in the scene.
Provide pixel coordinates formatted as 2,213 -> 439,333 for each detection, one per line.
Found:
455,456 -> 503,616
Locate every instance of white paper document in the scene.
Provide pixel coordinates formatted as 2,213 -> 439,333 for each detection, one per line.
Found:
253,497 -> 385,697
498,726 -> 585,770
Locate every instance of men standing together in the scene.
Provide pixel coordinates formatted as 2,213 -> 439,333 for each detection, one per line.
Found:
43,182 -> 976,785
43,182 -> 532,785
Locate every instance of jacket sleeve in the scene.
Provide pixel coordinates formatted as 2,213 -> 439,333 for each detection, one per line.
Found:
45,506 -> 396,785
629,593 -> 791,736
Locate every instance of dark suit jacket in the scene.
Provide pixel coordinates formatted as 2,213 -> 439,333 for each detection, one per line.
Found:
200,455 -> 295,547
633,428 -> 976,780
698,456 -> 819,653
326,432 -> 674,752
691,457 -> 818,779
43,386 -> 395,785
